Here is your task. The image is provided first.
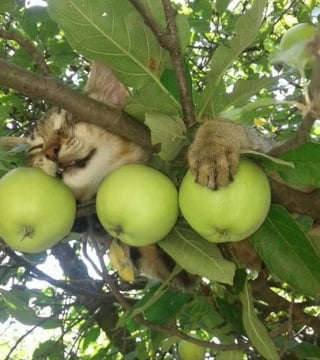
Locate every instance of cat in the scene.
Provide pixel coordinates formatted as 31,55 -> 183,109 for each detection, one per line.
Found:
27,61 -> 266,288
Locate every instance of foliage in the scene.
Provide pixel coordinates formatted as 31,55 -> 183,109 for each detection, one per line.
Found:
0,0 -> 320,359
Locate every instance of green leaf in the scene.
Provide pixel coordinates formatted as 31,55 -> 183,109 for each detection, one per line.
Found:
33,339 -> 64,360
48,0 -> 181,115
145,113 -> 188,160
241,149 -> 294,168
82,326 -> 101,351
310,234 -> 320,256
48,0 -> 165,86
215,0 -> 233,13
21,6 -> 59,40
160,68 -> 181,102
40,317 -> 61,329
0,0 -> 15,12
120,286 -> 192,326
239,282 -> 280,360
143,289 -> 192,325
196,0 -> 267,117
189,0 -> 212,33
216,350 -> 244,360
216,297 -> 244,334
273,143 -> 320,187
159,222 -> 236,285
217,77 -> 278,115
295,342 -> 320,359
184,296 -> 224,330
251,205 -> 320,298
0,289 -> 40,325
222,97 -> 282,123
294,214 -> 313,233
126,81 -> 183,118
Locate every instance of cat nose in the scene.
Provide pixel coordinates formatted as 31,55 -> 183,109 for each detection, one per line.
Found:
44,144 -> 60,161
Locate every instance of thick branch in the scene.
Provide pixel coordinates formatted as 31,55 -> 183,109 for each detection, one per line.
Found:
0,59 -> 152,151
269,178 -> 320,222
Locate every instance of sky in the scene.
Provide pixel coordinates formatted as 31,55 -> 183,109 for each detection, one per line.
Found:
25,0 -> 47,8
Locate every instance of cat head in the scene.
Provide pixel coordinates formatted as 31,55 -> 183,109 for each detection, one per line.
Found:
27,63 -> 146,201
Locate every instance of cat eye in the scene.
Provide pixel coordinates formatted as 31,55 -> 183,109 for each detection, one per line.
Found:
28,144 -> 43,153
56,128 -> 64,136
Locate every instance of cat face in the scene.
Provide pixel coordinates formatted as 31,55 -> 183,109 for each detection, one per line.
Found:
27,108 -> 146,201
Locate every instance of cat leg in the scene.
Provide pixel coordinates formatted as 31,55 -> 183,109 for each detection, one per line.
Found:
188,119 -> 267,189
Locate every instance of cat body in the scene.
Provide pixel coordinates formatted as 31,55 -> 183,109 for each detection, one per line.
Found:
27,105 -> 177,285
26,61 -> 266,288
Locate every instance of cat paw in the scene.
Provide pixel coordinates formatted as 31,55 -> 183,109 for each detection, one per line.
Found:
188,141 -> 240,190
187,121 -> 243,190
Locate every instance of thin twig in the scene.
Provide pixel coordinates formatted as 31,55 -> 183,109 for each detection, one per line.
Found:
128,0 -> 168,44
76,200 -> 96,218
0,28 -> 51,75
5,247 -> 104,298
0,136 -> 27,148
268,110 -> 316,156
92,237 -> 249,351
4,321 -> 45,360
268,29 -> 320,156
252,270 -> 320,333
279,293 -> 295,358
91,237 -> 131,309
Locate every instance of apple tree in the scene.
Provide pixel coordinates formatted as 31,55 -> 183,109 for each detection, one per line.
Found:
0,1 -> 320,359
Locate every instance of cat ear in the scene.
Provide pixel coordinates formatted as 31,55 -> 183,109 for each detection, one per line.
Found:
85,61 -> 129,109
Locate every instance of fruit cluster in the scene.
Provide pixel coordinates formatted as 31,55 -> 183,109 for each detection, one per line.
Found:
0,159 -> 270,253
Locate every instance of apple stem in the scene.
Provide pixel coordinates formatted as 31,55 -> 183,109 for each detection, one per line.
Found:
20,226 -> 34,242
112,225 -> 123,237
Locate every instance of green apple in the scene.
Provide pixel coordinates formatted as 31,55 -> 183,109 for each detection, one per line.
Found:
278,23 -> 317,69
96,164 -> 179,246
0,167 -> 76,253
179,159 -> 271,243
178,339 -> 206,360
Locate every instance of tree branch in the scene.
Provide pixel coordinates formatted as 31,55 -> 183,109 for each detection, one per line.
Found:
252,269 -> 320,333
91,238 -> 250,351
0,59 -> 153,151
129,0 -> 196,126
268,29 -> 320,157
161,0 -> 196,125
50,242 -> 136,354
0,136 -> 27,147
4,322 -> 42,360
5,247 -> 101,297
269,178 -> 320,222
267,111 -> 316,156
0,28 -> 51,76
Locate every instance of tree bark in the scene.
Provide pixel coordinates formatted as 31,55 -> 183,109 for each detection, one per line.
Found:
0,59 -> 152,151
